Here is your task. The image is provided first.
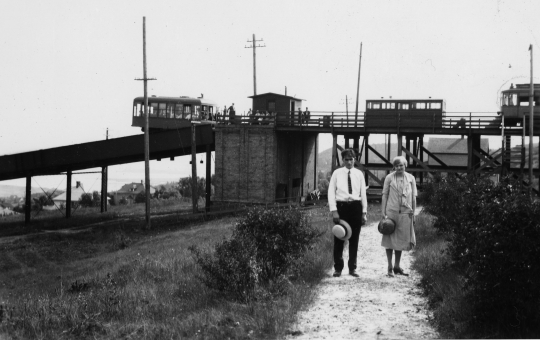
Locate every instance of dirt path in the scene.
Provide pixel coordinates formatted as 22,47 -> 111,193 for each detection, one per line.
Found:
286,210 -> 438,339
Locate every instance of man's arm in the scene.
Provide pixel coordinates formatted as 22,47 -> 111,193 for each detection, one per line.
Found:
359,171 -> 368,223
328,170 -> 340,224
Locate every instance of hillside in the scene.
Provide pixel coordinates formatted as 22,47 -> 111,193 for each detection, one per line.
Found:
0,185 -> 56,198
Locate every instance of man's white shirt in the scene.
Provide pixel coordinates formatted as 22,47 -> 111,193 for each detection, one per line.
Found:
328,166 -> 368,213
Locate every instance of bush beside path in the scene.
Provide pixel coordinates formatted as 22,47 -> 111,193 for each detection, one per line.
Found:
286,209 -> 438,339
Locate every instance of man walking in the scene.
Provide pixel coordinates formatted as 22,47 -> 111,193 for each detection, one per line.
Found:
328,148 -> 368,277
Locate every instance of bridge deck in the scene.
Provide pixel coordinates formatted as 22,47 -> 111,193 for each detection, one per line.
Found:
215,112 -> 540,136
0,125 -> 214,181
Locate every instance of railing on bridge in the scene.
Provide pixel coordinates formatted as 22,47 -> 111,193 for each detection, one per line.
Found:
214,111 -> 504,130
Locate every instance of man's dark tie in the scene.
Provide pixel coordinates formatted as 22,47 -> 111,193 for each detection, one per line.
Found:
348,171 -> 352,194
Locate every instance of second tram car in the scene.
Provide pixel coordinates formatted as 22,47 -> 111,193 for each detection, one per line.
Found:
132,95 -> 218,130
365,99 -> 446,128
499,83 -> 540,126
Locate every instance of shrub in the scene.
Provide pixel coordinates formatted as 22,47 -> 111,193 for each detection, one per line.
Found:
234,206 -> 321,281
190,206 -> 321,300
189,237 -> 260,301
135,192 -> 146,204
422,174 -> 540,336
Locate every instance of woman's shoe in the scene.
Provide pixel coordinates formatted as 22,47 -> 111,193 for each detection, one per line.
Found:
393,267 -> 409,276
387,267 -> 394,277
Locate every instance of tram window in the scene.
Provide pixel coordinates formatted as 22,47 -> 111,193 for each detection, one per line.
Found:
150,103 -> 158,117
158,103 -> 166,117
166,104 -> 173,118
381,103 -> 387,109
184,105 -> 192,120
416,103 -> 426,109
430,102 -> 441,109
389,103 -> 395,109
367,102 -> 372,109
174,104 -> 183,118
194,105 -> 200,119
372,103 -> 380,109
208,106 -> 214,114
398,103 -> 409,110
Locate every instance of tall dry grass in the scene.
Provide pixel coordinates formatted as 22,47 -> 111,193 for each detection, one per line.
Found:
0,207 -> 339,339
411,212 -> 473,338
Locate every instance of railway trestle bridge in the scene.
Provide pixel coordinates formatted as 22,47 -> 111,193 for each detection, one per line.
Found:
1,109 -> 539,225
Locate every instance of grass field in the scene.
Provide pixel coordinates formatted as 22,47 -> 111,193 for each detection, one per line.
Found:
0,201 -> 382,339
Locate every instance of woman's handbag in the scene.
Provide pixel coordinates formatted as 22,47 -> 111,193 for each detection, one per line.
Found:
378,217 -> 396,235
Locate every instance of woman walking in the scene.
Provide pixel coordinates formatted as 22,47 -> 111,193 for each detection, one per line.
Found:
381,156 -> 417,277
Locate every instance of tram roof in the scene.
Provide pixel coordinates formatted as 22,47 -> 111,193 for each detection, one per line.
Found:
366,98 -> 445,102
133,96 -> 217,105
247,92 -> 304,101
501,83 -> 540,95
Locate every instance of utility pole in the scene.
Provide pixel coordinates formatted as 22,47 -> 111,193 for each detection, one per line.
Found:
135,17 -> 156,229
355,42 -> 363,127
528,44 -> 534,196
245,34 -> 266,96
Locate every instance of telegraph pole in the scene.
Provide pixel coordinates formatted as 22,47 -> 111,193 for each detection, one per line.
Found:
245,34 -> 266,96
135,17 -> 156,229
528,44 -> 534,196
355,43 -> 363,127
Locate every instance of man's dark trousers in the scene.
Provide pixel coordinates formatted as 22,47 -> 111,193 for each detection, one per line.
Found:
334,201 -> 364,272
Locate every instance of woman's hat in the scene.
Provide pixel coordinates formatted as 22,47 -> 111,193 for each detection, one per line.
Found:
378,218 -> 396,235
332,219 -> 352,240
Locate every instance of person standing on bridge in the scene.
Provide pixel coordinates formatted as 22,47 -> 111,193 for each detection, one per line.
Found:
228,103 -> 236,124
328,148 -> 368,278
380,156 -> 417,277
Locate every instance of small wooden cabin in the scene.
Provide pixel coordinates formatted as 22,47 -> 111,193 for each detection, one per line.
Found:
248,93 -> 304,125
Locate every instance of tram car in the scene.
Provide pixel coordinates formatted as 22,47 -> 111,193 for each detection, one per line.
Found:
499,83 -> 540,126
132,95 -> 219,130
365,99 -> 445,129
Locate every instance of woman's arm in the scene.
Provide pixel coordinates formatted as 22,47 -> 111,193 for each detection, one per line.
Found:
381,175 -> 391,218
410,174 -> 417,222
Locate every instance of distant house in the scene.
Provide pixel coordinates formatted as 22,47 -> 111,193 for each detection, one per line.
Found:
427,137 -> 489,167
0,204 -> 18,216
114,181 -> 155,205
52,181 -> 87,206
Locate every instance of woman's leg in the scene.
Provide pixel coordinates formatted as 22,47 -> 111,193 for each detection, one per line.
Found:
386,249 -> 393,276
393,251 -> 409,276
394,250 -> 402,268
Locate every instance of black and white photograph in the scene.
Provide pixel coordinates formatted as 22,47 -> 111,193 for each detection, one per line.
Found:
1,0 -> 539,338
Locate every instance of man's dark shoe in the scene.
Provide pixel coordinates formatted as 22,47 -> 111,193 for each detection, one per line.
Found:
333,271 -> 342,277
349,270 -> 359,277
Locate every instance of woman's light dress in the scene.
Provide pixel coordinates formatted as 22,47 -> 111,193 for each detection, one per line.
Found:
381,172 -> 417,251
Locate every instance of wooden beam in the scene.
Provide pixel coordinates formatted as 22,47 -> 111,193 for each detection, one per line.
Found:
366,144 -> 393,166
420,145 -> 449,167
401,147 -> 434,176
25,176 -> 31,224
358,164 -> 384,186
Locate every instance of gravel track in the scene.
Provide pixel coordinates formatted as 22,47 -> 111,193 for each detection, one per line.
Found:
286,214 -> 438,339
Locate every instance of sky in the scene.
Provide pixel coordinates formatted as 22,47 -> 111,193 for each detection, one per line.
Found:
1,0 -> 539,192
